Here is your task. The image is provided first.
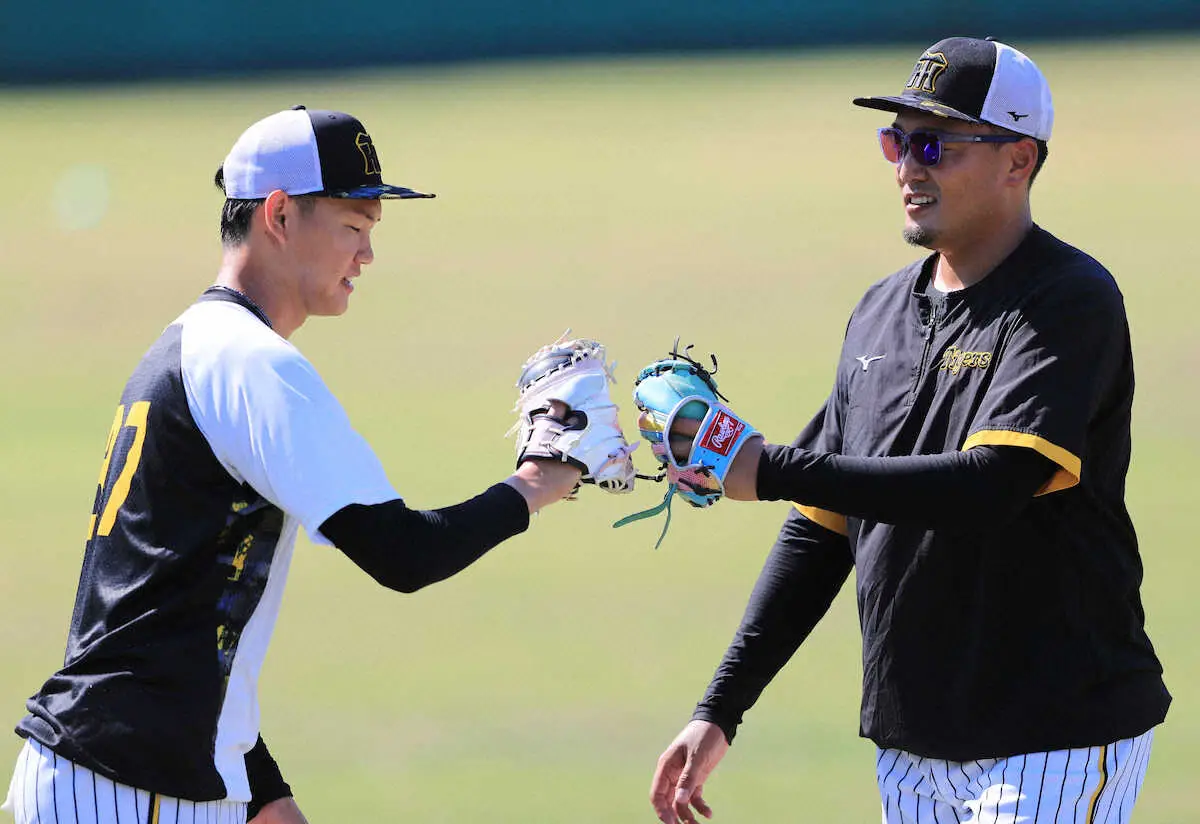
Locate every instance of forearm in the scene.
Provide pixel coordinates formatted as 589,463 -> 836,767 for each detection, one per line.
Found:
693,510 -> 852,742
752,445 -> 1056,530
319,483 -> 530,593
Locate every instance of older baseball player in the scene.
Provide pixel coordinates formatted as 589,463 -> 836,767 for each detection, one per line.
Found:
2,107 -> 635,824
639,38 -> 1170,824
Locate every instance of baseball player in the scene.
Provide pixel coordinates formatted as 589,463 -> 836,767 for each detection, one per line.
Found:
640,38 -> 1170,823
1,107 -> 634,824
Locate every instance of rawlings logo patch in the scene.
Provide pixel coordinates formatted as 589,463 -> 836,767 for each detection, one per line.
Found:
699,411 -> 745,456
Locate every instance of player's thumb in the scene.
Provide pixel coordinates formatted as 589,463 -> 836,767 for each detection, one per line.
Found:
673,764 -> 699,806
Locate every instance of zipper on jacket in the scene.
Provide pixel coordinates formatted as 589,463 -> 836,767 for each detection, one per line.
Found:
910,300 -> 940,402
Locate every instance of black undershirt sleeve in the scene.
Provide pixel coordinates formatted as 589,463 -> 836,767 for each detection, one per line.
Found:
245,735 -> 291,820
319,482 -> 530,593
755,444 -> 1057,531
692,508 -> 852,743
691,446 -> 1056,744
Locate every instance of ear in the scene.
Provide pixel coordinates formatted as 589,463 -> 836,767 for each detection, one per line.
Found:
261,190 -> 291,244
1006,138 -> 1038,187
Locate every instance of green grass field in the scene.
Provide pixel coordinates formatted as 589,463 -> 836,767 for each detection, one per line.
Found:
2,36 -> 1197,822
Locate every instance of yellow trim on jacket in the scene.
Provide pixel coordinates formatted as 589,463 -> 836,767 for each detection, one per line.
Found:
962,429 -> 1081,495
793,504 -> 849,536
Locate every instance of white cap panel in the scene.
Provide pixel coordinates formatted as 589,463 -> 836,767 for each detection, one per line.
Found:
221,109 -> 324,199
981,42 -> 1054,141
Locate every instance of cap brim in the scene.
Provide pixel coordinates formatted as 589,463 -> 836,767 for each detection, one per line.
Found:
327,183 -> 436,200
852,95 -> 982,124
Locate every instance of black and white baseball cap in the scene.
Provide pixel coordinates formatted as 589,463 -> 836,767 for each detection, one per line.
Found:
853,37 -> 1053,142
219,106 -> 434,200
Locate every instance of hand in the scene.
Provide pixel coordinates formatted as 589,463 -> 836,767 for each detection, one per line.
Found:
248,797 -> 309,824
650,720 -> 730,824
507,402 -> 584,511
638,410 -> 764,502
638,409 -> 699,464
511,336 -> 636,493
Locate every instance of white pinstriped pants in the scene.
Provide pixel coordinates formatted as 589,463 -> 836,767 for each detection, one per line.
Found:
877,729 -> 1155,824
2,739 -> 247,824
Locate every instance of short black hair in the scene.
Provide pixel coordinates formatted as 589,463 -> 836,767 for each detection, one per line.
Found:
985,126 -> 1049,187
1030,139 -> 1049,185
213,166 -> 317,247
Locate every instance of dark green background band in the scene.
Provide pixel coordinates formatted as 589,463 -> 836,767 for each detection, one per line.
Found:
2,1 -> 1198,84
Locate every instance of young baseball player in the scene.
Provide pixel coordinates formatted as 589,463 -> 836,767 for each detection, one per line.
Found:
1,107 -> 635,824
640,38 -> 1170,824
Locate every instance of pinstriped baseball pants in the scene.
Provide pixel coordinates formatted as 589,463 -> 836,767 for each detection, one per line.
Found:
2,739 -> 248,824
877,728 -> 1155,824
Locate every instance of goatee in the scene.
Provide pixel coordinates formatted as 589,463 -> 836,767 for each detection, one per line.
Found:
902,225 -> 937,248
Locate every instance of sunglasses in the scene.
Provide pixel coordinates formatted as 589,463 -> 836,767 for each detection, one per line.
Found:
877,127 -> 1025,167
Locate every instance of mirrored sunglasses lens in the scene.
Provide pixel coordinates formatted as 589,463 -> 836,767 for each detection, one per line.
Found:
879,129 -> 903,163
912,133 -> 942,166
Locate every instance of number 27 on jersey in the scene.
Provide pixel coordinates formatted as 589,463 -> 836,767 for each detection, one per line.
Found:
86,401 -> 150,542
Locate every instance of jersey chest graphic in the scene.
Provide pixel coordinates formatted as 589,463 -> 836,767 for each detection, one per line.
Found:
937,345 -> 993,374
215,497 -> 284,678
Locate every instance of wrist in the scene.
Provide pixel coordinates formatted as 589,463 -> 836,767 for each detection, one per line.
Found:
724,435 -> 765,501
506,459 -> 582,513
691,709 -> 737,744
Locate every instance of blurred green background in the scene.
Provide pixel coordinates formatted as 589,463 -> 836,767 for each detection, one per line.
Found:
2,36 -> 1197,823
5,0 -> 1196,82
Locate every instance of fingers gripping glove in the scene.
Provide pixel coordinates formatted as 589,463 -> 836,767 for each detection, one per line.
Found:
511,335 -> 638,494
614,343 -> 759,547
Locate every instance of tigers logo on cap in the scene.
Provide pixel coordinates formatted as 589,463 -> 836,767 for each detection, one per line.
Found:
355,132 -> 382,177
906,51 -> 948,94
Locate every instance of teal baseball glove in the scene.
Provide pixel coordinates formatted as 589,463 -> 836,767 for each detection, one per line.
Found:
614,341 -> 759,547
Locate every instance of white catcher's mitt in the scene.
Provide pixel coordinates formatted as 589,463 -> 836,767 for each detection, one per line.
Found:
510,335 -> 638,494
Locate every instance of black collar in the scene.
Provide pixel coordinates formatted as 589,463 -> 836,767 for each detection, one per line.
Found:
199,285 -> 273,329
909,224 -> 1049,307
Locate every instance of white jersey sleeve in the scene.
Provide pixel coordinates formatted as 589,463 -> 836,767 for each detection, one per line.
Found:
179,300 -> 398,544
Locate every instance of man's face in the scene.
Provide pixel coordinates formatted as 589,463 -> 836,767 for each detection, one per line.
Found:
287,197 -> 381,318
890,112 -> 1022,251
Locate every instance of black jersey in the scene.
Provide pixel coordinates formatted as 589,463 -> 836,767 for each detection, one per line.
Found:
16,289 -> 399,801
697,226 -> 1170,760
